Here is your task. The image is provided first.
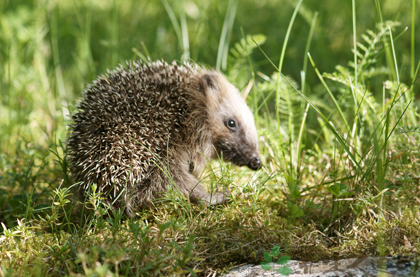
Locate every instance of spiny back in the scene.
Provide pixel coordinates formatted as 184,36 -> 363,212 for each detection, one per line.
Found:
68,60 -> 200,198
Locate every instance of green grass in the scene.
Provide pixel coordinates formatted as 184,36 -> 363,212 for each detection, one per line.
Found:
1,0 -> 420,276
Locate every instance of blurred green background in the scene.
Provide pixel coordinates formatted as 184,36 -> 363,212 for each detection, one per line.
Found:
0,0 -> 418,158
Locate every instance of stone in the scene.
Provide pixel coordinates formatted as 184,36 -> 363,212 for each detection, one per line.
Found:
223,256 -> 420,277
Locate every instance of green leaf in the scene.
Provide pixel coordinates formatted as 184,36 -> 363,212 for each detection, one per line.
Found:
337,183 -> 348,194
278,267 -> 292,276
328,183 -> 348,196
289,204 -> 304,218
328,184 -> 340,196
231,34 -> 267,58
276,256 -> 291,265
271,245 -> 281,257
283,174 -> 301,200
260,262 -> 272,271
263,251 -> 272,262
290,185 -> 301,200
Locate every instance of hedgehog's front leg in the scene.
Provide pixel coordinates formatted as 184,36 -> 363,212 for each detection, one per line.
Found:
191,182 -> 229,206
173,169 -> 229,205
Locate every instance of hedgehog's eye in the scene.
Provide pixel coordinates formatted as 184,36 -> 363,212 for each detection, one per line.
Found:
225,119 -> 236,131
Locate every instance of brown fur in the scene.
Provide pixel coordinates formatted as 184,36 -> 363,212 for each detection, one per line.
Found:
67,60 -> 260,214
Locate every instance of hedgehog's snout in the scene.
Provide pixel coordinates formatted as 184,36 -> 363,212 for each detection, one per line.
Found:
248,156 -> 262,170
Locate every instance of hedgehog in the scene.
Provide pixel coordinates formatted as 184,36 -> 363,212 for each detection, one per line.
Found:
67,60 -> 261,214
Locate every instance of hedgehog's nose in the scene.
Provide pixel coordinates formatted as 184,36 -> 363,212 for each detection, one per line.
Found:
248,157 -> 262,170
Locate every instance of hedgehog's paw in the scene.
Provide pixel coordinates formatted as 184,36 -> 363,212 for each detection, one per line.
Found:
188,183 -> 230,206
203,189 -> 230,206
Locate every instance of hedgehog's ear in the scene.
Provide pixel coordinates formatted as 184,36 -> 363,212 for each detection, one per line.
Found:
200,73 -> 220,96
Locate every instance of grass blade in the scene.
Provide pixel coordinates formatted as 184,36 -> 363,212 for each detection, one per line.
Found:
352,0 -> 358,89
274,0 -> 303,153
308,53 -> 351,132
301,11 -> 318,95
216,0 -> 237,70
411,0 -> 415,81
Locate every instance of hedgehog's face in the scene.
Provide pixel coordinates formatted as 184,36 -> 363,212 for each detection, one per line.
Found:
202,73 -> 261,170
